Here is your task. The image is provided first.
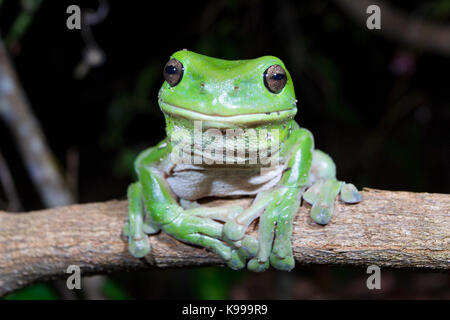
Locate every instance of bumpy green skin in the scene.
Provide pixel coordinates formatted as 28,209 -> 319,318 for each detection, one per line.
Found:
159,50 -> 297,117
123,50 -> 362,272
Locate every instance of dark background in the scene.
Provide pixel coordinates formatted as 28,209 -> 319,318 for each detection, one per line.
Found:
1,0 -> 449,299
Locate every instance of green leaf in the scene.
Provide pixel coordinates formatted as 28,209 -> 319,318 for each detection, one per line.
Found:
102,278 -> 131,300
3,283 -> 58,300
190,267 -> 246,300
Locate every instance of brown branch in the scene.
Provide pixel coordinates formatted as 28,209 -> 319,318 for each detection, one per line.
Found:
0,188 -> 449,296
333,0 -> 450,56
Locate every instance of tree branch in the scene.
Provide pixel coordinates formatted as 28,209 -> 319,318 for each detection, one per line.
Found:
333,0 -> 450,57
0,188 -> 448,296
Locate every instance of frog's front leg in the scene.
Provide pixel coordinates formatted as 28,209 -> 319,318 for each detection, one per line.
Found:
123,181 -> 158,257
223,128 -> 314,272
139,166 -> 257,269
124,142 -> 257,269
303,150 -> 362,225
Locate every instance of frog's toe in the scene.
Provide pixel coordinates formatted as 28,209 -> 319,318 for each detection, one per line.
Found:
128,236 -> 150,258
272,236 -> 291,260
227,250 -> 246,270
223,219 -> 247,241
340,183 -> 362,204
238,235 -> 259,258
310,203 -> 333,225
247,258 -> 270,272
182,232 -> 233,261
309,179 -> 342,225
303,180 -> 323,205
270,253 -> 295,272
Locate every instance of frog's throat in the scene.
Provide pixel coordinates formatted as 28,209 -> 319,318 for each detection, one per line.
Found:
159,100 -> 297,128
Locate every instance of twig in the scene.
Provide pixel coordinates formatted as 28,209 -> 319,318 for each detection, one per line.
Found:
0,37 -> 74,207
0,188 -> 448,296
333,0 -> 450,57
4,0 -> 43,49
0,32 -> 100,298
0,149 -> 22,211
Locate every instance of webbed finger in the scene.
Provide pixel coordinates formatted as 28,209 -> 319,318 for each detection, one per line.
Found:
340,182 -> 362,203
227,250 -> 246,270
186,205 -> 243,222
128,236 -> 151,258
247,259 -> 270,272
126,183 -> 151,258
222,191 -> 272,241
271,190 -> 300,262
239,235 -> 259,258
310,179 -> 342,225
247,199 -> 282,272
303,180 -> 323,205
183,233 -> 232,261
270,253 -> 295,271
223,219 -> 247,241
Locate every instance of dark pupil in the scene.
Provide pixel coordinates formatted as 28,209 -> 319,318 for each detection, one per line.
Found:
165,65 -> 177,74
272,73 -> 284,81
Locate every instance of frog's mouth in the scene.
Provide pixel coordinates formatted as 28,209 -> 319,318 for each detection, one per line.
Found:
159,100 -> 297,128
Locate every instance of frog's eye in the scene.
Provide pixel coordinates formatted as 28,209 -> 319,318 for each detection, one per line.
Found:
164,59 -> 184,86
263,65 -> 287,94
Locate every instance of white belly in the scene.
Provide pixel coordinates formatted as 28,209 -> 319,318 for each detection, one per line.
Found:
165,163 -> 284,200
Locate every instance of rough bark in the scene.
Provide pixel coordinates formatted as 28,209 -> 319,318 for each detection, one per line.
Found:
0,188 -> 448,296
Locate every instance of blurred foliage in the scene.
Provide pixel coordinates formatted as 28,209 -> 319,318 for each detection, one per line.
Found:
4,278 -> 131,300
102,278 -> 131,300
190,268 -> 245,300
102,64 -> 162,179
4,283 -> 58,300
3,0 -> 43,49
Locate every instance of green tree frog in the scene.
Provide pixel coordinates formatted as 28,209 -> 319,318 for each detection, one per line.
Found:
123,50 -> 362,272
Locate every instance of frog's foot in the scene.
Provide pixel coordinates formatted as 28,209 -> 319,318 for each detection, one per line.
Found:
135,166 -> 258,269
183,205 -> 258,270
303,180 -> 362,225
223,187 -> 301,272
224,235 -> 259,270
188,203 -> 261,268
186,205 -> 244,222
238,235 -> 259,259
340,182 -> 362,204
162,211 -> 253,270
222,191 -> 272,242
269,253 -> 295,272
267,188 -> 301,272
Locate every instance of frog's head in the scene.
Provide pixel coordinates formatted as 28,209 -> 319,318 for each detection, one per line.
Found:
158,50 -> 297,129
